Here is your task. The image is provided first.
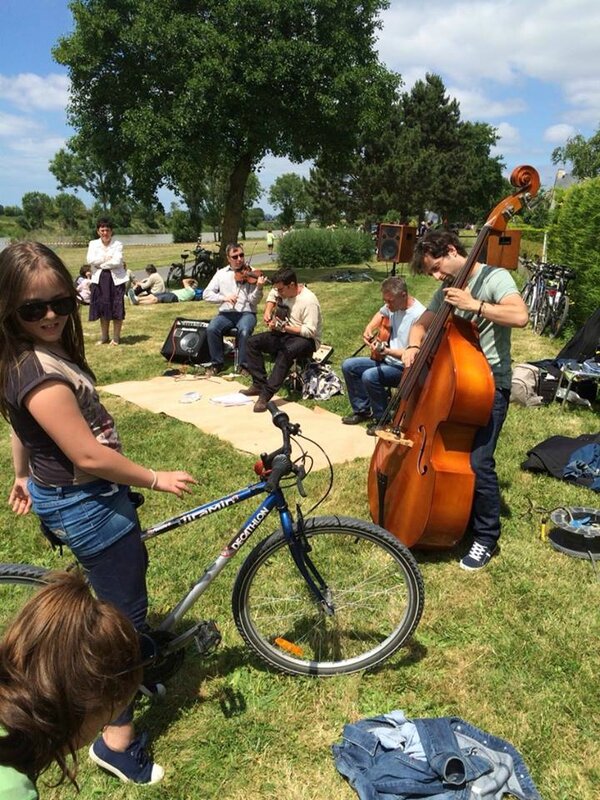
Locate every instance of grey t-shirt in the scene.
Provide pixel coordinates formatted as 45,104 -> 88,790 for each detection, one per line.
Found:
6,346 -> 121,486
427,264 -> 520,389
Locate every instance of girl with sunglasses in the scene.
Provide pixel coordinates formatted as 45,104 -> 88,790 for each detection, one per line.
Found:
0,569 -> 142,798
0,241 -> 197,785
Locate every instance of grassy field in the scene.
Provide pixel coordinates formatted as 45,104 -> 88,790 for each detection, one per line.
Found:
1,250 -> 599,799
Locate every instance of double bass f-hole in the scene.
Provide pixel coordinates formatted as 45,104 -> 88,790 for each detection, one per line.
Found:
415,425 -> 428,476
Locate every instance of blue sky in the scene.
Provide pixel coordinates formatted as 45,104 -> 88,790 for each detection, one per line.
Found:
1,0 -> 599,213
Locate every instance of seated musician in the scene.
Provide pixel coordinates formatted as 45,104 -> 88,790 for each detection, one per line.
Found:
341,276 -> 425,436
406,229 -> 528,572
202,243 -> 266,376
241,268 -> 322,412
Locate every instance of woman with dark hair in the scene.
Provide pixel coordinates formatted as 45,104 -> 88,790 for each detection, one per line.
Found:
86,218 -> 127,345
0,241 -> 196,783
0,570 -> 142,797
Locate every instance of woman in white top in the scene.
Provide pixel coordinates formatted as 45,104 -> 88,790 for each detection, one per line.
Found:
86,218 -> 128,346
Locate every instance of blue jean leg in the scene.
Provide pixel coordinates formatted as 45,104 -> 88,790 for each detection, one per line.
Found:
469,387 -> 510,549
342,357 -> 403,419
207,311 -> 257,366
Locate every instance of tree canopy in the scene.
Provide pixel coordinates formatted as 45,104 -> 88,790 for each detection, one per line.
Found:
54,0 -> 397,248
308,74 -> 506,225
552,128 -> 600,180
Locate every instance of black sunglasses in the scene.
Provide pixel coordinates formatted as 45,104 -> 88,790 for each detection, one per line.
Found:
230,253 -> 245,259
16,296 -> 77,322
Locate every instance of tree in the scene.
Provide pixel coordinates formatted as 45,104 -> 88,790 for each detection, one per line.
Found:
347,74 -> 505,224
49,137 -> 128,210
55,192 -> 88,230
20,192 -> 54,230
552,129 -> 600,180
306,167 -> 351,226
54,0 -> 396,253
268,173 -> 310,227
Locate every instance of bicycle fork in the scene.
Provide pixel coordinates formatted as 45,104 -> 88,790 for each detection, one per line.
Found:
280,502 -> 335,616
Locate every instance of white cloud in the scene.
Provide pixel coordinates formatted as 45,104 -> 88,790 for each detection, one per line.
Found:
544,124 -> 577,144
491,122 -> 520,155
0,111 -> 41,138
447,86 -> 526,121
379,0 -> 600,127
0,73 -> 69,112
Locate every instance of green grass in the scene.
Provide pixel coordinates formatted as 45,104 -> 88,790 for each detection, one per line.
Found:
1,254 -> 599,799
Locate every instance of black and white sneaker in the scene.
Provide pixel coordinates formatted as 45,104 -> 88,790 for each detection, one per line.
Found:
459,541 -> 498,571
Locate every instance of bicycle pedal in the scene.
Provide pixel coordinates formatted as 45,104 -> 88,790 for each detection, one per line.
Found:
193,620 -> 222,655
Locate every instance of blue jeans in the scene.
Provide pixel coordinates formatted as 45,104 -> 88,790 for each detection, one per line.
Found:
469,387 -> 510,549
341,357 -> 403,420
207,311 -> 257,367
29,479 -> 149,725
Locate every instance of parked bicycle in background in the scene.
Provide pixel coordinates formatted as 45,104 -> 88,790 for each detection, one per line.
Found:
520,258 -> 575,337
167,244 -> 219,288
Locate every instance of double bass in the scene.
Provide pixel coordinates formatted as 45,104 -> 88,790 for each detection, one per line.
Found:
367,165 -> 540,549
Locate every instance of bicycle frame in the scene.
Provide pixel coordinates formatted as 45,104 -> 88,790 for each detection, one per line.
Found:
139,477 -> 330,652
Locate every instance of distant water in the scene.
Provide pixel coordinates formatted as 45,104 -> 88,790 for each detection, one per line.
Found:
0,230 -> 271,251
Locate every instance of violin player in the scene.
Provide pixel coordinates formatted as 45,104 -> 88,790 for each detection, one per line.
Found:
341,277 -> 425,435
203,243 -> 267,376
405,229 -> 528,571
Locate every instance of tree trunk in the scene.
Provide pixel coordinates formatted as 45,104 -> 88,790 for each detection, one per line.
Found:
220,153 -> 253,262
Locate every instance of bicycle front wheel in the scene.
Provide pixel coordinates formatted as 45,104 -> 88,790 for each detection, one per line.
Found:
232,516 -> 424,676
0,563 -> 51,635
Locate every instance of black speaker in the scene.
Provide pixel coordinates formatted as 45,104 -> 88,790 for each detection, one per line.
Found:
160,318 -> 211,365
376,224 -> 417,263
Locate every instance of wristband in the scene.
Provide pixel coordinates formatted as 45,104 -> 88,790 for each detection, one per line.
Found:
478,301 -> 485,317
149,469 -> 158,490
405,345 -> 420,351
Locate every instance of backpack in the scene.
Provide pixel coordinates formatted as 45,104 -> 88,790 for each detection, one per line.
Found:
510,363 -> 544,407
300,362 -> 344,400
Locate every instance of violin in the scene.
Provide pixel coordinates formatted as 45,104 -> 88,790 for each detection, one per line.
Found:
233,264 -> 267,284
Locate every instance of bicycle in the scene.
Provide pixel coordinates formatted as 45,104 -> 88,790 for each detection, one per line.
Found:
539,263 -> 575,338
166,245 -> 219,288
0,403 -> 424,679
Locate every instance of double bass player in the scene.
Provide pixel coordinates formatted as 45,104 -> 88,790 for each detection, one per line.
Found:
405,230 -> 528,571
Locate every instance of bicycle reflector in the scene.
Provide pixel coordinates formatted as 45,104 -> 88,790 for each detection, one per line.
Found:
274,637 -> 304,657
254,459 -> 271,477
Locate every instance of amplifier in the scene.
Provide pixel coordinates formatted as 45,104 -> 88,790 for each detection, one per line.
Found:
160,318 -> 211,365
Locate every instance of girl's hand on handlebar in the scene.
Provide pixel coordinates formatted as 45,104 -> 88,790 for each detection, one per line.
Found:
153,471 -> 197,497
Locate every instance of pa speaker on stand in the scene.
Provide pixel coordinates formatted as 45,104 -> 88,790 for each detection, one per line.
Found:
376,224 -> 417,274
160,318 -> 211,365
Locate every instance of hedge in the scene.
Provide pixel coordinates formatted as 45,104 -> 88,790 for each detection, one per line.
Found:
277,228 -> 373,270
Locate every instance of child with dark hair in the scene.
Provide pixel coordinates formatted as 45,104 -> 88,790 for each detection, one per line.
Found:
0,570 -> 142,797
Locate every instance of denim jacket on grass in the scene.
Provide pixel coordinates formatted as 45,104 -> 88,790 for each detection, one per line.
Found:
332,711 -> 542,800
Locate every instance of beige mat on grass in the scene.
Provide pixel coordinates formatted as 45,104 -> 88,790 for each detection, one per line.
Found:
101,375 -> 375,470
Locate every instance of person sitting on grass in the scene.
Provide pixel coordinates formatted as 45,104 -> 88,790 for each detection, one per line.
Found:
0,569 -> 142,799
129,264 -> 166,299
129,278 -> 198,305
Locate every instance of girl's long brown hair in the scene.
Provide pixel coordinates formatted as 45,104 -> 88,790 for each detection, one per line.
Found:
0,570 -> 142,786
0,241 -> 95,420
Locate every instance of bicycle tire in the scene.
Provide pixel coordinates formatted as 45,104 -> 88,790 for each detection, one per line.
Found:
0,563 -> 52,635
520,282 -> 533,311
549,294 -> 570,338
232,516 -> 424,676
532,295 -> 550,335
166,263 -> 184,288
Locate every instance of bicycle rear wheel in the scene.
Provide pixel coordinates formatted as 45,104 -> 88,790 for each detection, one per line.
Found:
232,516 -> 424,676
0,563 -> 51,635
166,263 -> 184,288
532,295 -> 550,335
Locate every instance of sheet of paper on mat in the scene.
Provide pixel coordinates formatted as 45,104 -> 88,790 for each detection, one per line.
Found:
209,393 -> 254,406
